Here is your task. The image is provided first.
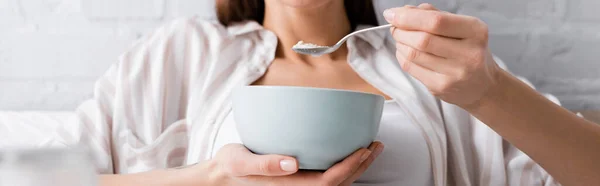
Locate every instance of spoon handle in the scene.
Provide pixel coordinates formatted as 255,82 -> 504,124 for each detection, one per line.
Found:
335,24 -> 392,46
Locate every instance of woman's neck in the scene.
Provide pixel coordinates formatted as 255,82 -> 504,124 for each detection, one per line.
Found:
262,0 -> 351,60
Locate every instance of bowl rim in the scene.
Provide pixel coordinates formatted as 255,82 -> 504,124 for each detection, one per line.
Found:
240,85 -> 386,99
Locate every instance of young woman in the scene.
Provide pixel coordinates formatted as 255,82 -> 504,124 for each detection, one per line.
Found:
49,0 -> 600,185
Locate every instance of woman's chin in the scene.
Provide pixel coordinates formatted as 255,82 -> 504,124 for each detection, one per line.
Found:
274,0 -> 339,9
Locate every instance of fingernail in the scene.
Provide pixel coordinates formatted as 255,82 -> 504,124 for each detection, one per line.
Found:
373,144 -> 384,157
280,159 -> 297,172
383,9 -> 395,22
360,150 -> 372,163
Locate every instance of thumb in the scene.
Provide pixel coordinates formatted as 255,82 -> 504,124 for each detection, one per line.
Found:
243,153 -> 299,176
218,144 -> 299,177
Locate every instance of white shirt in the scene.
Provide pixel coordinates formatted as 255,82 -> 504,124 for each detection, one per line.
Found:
212,100 -> 434,186
39,17 -> 560,185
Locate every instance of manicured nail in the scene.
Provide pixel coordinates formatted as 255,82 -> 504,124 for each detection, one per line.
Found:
383,9 -> 395,22
280,159 -> 297,172
360,150 -> 372,163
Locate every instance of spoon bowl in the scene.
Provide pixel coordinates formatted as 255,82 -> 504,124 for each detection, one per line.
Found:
291,47 -> 334,57
292,24 -> 392,56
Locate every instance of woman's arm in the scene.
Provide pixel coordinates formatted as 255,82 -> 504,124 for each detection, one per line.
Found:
99,169 -> 200,186
464,69 -> 600,185
383,4 -> 600,185
99,162 -> 213,186
98,143 -> 382,186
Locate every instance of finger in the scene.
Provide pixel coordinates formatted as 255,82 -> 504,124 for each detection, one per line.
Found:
243,171 -> 323,185
243,144 -> 379,186
418,3 -> 439,11
321,147 -> 373,185
395,42 -> 460,76
341,142 -> 385,185
383,7 -> 483,39
391,28 -> 465,59
396,50 -> 450,93
418,3 -> 453,14
218,144 -> 298,177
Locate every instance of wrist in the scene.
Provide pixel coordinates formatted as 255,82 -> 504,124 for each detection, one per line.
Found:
99,168 -> 186,186
98,161 -> 224,186
178,160 -> 225,186
461,67 -> 508,112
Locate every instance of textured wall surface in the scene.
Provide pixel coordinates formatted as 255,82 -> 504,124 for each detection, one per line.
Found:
1,0 -> 599,110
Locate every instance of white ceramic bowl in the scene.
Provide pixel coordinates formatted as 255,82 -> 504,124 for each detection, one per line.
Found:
232,86 -> 384,170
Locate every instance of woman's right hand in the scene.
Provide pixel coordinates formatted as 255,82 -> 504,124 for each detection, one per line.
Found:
198,142 -> 383,186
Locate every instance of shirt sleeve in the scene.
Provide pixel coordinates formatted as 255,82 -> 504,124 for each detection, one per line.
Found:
503,140 -> 561,186
49,63 -> 118,173
47,18 -> 219,174
494,55 -> 562,186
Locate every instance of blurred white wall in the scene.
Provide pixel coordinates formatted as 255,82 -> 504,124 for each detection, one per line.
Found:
0,0 -> 215,110
1,0 -> 599,110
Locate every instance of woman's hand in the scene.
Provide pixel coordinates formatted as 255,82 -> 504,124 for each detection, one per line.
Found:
191,142 -> 383,186
384,4 -> 501,108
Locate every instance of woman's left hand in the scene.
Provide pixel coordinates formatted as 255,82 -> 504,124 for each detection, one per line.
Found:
384,4 -> 501,108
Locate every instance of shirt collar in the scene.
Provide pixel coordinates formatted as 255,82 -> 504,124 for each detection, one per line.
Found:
226,21 -> 386,50
226,21 -> 265,36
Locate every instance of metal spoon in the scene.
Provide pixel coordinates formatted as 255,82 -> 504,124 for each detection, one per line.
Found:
292,24 -> 392,56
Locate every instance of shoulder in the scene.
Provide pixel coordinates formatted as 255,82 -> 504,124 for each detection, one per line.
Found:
122,17 -> 267,63
109,17 -> 270,83
114,17 -> 238,73
136,17 -> 267,49
105,17 -> 236,94
131,17 -> 228,51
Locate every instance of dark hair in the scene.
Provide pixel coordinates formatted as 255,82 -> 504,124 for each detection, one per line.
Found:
216,0 -> 378,29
